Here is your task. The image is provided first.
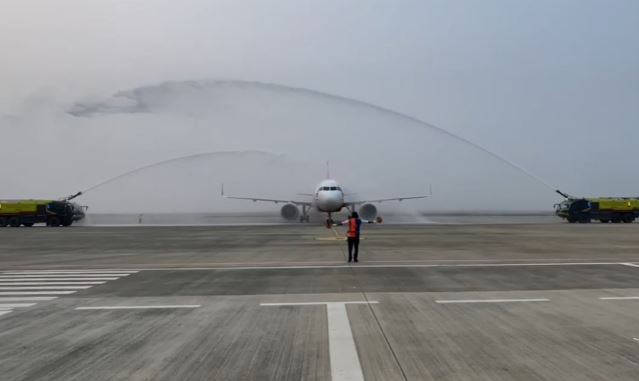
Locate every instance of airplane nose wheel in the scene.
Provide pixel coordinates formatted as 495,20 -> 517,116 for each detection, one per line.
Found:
325,213 -> 334,228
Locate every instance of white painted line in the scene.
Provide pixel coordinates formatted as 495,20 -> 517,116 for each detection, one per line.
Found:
0,273 -> 131,278
261,301 -> 378,381
0,303 -> 36,308
0,291 -> 76,295
103,261 -> 626,271
0,282 -> 105,286
436,298 -> 550,304
0,297 -> 57,301
634,338 -> 639,343
621,263 -> 639,268
2,270 -> 137,274
75,305 -> 201,310
0,286 -> 91,290
0,278 -> 119,281
600,296 -> 639,300
0,261 -> 623,273
0,311 -> 11,316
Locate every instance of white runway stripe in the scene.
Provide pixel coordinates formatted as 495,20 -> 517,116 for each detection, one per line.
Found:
0,297 -> 57,301
0,286 -> 91,290
0,303 -> 37,308
0,291 -> 76,295
0,278 -> 119,281
621,263 -> 639,268
600,296 -> 639,300
76,305 -> 201,310
0,282 -> 105,286
436,298 -> 550,304
2,270 -> 137,274
0,274 -> 130,278
0,311 -> 11,316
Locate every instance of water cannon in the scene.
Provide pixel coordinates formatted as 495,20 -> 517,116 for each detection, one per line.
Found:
555,190 -> 573,199
65,191 -> 83,201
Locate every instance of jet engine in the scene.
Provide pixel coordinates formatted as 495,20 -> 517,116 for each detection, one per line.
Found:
280,204 -> 300,221
359,203 -> 378,221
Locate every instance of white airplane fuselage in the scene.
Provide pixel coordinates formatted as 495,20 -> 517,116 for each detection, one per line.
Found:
314,179 -> 345,213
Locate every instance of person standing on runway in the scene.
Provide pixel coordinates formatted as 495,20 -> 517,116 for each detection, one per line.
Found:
335,211 -> 375,263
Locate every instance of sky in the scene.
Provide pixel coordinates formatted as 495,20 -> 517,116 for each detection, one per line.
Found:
1,0 -> 638,212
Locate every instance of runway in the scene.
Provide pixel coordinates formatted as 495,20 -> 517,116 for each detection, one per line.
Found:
1,222 -> 639,380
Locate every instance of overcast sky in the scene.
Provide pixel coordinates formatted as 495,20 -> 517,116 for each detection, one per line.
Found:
1,1 -> 638,210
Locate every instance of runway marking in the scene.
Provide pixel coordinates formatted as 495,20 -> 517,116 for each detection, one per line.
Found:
0,278 -> 119,281
0,282 -> 106,286
75,305 -> 201,310
0,303 -> 36,308
0,274 -> 131,278
0,291 -> 76,295
436,298 -> 550,304
0,270 -> 135,315
634,338 -> 639,343
0,311 -> 11,316
0,286 -> 91,290
261,301 -> 378,381
599,296 -> 639,300
0,297 -> 58,301
621,263 -> 639,268
81,261 -> 628,271
1,270 -> 138,275
4,261 -> 634,272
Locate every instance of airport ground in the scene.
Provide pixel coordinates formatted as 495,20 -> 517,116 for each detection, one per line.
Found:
1,219 -> 639,380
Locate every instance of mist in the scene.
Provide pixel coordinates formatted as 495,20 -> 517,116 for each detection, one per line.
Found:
3,80 -> 556,213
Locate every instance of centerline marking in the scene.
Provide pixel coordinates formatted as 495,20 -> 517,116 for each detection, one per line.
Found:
436,298 -> 550,304
600,296 -> 639,300
261,301 -> 378,381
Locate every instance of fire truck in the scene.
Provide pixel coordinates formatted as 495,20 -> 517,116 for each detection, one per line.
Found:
555,190 -> 639,223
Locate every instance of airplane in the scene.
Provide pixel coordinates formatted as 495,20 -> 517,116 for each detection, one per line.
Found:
221,167 -> 430,227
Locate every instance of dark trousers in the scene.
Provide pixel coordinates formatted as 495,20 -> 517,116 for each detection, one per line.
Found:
347,237 -> 360,261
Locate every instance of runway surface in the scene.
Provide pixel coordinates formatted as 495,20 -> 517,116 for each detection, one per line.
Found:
1,222 -> 639,380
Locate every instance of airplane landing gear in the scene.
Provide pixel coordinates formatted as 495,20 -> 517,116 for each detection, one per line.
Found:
325,213 -> 334,228
299,206 -> 310,223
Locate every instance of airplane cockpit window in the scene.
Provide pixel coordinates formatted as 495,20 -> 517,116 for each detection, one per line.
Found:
330,187 -> 337,191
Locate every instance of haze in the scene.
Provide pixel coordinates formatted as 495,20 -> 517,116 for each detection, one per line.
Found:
1,1 -> 637,213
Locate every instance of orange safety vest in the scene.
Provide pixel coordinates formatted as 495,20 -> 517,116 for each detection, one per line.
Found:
347,218 -> 359,238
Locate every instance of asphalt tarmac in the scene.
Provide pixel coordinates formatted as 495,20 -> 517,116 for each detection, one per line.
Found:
1,222 -> 639,380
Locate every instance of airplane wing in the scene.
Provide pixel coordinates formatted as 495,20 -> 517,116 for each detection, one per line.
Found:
346,186 -> 432,205
221,185 -> 312,206
347,195 -> 429,205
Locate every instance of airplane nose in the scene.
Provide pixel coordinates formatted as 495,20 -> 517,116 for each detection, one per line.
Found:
319,192 -> 341,209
